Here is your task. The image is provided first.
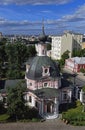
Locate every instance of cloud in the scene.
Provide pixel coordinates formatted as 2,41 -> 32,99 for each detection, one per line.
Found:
61,4 -> 85,22
0,3 -> 85,35
0,0 -> 72,5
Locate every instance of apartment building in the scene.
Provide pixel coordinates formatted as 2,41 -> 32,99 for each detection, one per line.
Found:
81,36 -> 85,49
51,31 -> 83,60
51,36 -> 62,60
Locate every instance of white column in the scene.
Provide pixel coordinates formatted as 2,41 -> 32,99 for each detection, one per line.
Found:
50,104 -> 53,113
32,96 -> 35,106
69,90 -> 72,102
80,90 -> 84,103
45,104 -> 47,113
39,102 -> 41,115
54,98 -> 59,115
41,100 -> 44,115
75,88 -> 79,99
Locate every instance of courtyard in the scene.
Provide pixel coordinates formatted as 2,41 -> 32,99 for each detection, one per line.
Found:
0,119 -> 85,130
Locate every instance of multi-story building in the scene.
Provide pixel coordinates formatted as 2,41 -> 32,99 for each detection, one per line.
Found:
0,32 -> 3,39
51,36 -> 62,60
51,31 -> 83,60
81,36 -> 85,49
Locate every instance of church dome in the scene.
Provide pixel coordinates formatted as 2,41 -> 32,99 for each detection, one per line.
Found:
39,34 -> 47,42
26,56 -> 60,80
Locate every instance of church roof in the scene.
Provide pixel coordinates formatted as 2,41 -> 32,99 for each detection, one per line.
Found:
34,88 -> 58,99
26,56 -> 60,80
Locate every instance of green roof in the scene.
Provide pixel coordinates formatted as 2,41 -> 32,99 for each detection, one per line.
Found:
26,56 -> 60,80
0,79 -> 26,93
34,88 -> 58,99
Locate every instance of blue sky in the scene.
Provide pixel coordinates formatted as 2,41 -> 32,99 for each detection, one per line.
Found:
0,0 -> 85,35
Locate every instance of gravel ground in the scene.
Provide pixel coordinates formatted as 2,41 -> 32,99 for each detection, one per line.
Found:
0,119 -> 85,130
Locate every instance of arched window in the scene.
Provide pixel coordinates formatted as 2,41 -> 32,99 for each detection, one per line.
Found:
29,96 -> 32,102
44,82 -> 48,87
45,68 -> 48,73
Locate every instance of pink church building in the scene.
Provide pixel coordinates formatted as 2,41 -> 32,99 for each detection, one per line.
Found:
25,27 -> 73,119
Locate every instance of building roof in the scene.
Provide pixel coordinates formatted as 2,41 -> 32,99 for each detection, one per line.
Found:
70,57 -> 85,64
0,79 -> 26,93
26,56 -> 60,80
61,78 -> 72,89
34,88 -> 58,99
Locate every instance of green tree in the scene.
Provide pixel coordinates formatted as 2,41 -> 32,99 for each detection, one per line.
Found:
82,85 -> 85,93
0,101 -> 6,114
72,49 -> 81,57
60,50 -> 70,66
0,38 -> 7,78
72,48 -> 85,57
7,80 -> 27,120
5,43 -> 28,79
5,42 -> 36,79
47,43 -> 51,50
27,45 -> 36,57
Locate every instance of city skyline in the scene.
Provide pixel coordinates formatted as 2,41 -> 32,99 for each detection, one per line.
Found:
0,0 -> 85,35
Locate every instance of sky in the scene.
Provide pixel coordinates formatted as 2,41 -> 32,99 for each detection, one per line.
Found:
0,0 -> 85,35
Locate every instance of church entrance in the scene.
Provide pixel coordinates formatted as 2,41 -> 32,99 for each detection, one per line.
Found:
47,101 -> 54,113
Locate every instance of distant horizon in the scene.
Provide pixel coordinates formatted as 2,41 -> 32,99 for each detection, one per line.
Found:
2,29 -> 84,36
0,0 -> 85,35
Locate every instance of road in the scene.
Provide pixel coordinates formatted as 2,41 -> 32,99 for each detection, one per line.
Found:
0,119 -> 85,130
62,69 -> 85,88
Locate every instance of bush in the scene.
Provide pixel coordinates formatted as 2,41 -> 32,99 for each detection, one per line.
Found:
80,68 -> 85,73
32,118 -> 40,122
62,103 -> 85,126
0,114 -> 9,122
76,100 -> 82,107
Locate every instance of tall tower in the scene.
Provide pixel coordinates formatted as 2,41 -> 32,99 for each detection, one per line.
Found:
35,21 -> 47,56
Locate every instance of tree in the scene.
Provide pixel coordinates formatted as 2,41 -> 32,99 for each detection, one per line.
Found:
82,86 -> 85,112
72,49 -> 81,57
47,43 -> 51,50
5,43 -> 27,79
72,48 -> 85,57
0,38 -> 7,78
5,43 -> 36,79
0,101 -> 6,114
27,45 -> 36,57
60,50 -> 70,66
82,86 -> 85,93
7,80 -> 27,120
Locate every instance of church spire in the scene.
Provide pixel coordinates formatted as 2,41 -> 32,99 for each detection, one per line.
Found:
39,19 -> 47,42
35,19 -> 47,56
42,19 -> 45,36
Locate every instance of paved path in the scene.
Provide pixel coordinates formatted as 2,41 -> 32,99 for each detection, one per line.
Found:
0,119 -> 85,130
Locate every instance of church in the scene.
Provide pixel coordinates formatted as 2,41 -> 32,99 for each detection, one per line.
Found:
25,26 -> 73,119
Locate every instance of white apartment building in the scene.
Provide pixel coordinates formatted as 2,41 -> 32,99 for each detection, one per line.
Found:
51,31 -> 83,60
51,36 -> 62,60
